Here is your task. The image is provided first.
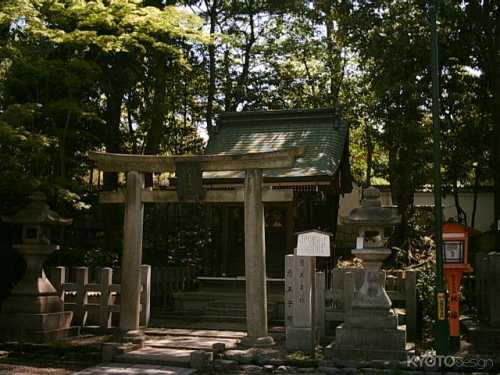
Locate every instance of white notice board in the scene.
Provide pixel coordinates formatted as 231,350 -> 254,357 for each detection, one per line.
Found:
296,230 -> 331,257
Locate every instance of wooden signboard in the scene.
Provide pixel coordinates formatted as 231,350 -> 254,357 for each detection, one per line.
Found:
296,230 -> 331,257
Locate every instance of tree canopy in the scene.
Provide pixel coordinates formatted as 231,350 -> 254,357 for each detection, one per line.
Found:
1,0 -> 499,250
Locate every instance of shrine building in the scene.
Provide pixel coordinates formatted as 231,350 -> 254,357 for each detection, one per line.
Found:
202,108 -> 352,277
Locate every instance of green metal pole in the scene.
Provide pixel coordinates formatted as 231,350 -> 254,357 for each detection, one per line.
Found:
430,0 -> 449,355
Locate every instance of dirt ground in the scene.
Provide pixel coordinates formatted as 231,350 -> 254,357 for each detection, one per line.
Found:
0,334 -> 109,375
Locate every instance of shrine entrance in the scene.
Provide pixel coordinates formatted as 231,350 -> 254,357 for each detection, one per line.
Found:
89,148 -> 303,346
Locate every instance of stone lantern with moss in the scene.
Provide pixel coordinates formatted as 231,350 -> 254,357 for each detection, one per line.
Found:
0,192 -> 74,342
329,186 -> 407,360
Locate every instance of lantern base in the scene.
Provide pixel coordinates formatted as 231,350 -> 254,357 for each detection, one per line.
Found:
0,311 -> 74,342
328,308 -> 407,361
327,325 -> 407,361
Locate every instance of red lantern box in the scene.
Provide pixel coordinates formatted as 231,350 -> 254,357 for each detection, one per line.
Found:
442,223 -> 473,344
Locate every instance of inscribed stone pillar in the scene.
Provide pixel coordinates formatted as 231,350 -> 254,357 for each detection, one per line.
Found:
285,254 -> 316,352
119,171 -> 145,343
241,169 -> 274,347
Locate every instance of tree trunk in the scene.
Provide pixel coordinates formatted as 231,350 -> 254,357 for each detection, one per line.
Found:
143,54 -> 168,187
493,70 -> 500,246
230,2 -> 256,111
471,165 -> 480,229
365,121 -> 373,187
126,95 -> 138,154
453,178 -> 467,226
389,146 -> 414,248
493,5 -> 500,245
58,110 -> 71,180
102,89 -> 123,254
206,0 -> 217,137
223,49 -> 232,111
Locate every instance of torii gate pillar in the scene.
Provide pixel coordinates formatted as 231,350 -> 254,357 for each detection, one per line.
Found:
119,171 -> 145,343
242,169 -> 274,346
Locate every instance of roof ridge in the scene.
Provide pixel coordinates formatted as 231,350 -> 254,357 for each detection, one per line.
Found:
216,108 -> 340,126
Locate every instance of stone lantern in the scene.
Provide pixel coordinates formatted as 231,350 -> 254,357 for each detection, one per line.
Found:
330,187 -> 406,360
0,192 -> 74,342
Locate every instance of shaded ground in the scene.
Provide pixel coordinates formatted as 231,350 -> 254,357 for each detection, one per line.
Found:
0,334 -> 108,374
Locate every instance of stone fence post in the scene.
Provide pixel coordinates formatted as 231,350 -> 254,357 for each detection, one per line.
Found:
74,267 -> 89,326
315,271 -> 325,344
405,270 -> 417,341
140,265 -> 151,327
100,267 -> 113,329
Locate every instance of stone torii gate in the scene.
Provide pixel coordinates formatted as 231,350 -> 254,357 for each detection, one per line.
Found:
89,147 -> 303,346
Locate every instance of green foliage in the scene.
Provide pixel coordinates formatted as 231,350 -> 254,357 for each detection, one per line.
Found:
0,116 -> 55,211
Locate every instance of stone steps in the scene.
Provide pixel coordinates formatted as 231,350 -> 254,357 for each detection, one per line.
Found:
153,313 -> 247,324
116,347 -> 194,368
207,300 -> 247,309
113,328 -> 245,369
206,306 -> 247,315
145,328 -> 247,339
150,318 -> 248,331
147,336 -> 240,351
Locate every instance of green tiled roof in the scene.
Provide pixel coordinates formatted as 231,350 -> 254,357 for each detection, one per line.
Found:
204,109 -> 349,180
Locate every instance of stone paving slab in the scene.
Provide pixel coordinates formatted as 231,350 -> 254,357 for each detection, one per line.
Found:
146,336 -> 239,351
145,328 -> 246,339
73,363 -> 195,375
116,347 -> 194,367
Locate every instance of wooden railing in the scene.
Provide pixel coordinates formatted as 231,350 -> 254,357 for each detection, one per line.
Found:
48,265 -> 151,329
324,268 -> 417,341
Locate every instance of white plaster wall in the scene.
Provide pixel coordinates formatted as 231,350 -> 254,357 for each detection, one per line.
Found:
339,185 -> 495,232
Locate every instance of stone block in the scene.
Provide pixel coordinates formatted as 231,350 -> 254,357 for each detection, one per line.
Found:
101,341 -> 140,362
102,343 -> 118,362
190,350 -> 213,369
240,335 -> 275,348
471,324 -> 500,354
286,327 -> 315,352
344,311 -> 399,329
334,325 -> 406,352
213,359 -> 239,371
326,324 -> 407,361
225,348 -> 257,364
212,342 -> 226,354
277,365 -> 295,373
241,364 -> 264,373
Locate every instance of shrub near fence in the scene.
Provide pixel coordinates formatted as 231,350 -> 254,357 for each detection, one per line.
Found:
48,265 -> 151,329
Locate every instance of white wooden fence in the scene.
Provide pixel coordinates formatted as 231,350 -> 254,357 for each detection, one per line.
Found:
48,265 -> 151,329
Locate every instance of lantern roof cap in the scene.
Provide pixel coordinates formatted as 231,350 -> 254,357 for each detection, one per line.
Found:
1,192 -> 73,226
342,187 -> 401,226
